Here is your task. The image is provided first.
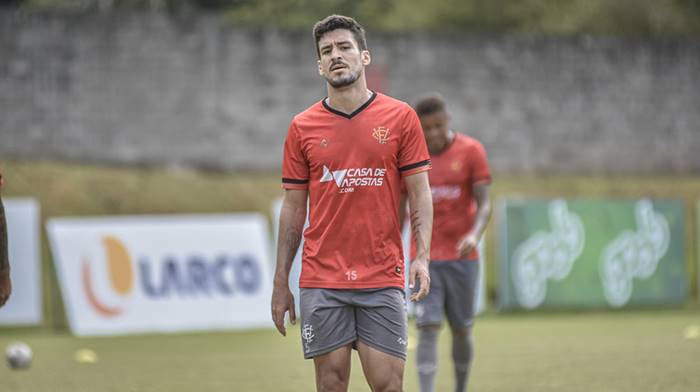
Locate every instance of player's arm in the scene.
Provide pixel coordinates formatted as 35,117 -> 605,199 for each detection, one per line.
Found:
0,173 -> 11,307
404,171 -> 433,302
457,183 -> 491,258
271,188 -> 307,336
398,192 -> 408,233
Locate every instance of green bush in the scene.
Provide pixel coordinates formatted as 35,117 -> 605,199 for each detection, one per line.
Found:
8,0 -> 700,37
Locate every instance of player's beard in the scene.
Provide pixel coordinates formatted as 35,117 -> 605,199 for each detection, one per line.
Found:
325,69 -> 361,88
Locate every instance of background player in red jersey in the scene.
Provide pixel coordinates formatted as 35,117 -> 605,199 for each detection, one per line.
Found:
402,94 -> 492,392
271,15 -> 434,392
0,172 -> 12,307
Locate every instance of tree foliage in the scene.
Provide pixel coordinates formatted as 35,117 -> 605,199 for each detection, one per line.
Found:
7,0 -> 700,37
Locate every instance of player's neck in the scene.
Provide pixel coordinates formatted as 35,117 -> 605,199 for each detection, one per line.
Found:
325,79 -> 372,115
430,130 -> 455,155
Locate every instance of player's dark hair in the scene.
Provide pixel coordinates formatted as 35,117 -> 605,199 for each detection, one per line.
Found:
313,15 -> 368,58
414,93 -> 447,117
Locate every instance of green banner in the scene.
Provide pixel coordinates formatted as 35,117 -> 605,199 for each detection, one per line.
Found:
499,199 -> 686,310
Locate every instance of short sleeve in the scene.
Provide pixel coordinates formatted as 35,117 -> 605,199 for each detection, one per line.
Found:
398,108 -> 431,177
469,141 -> 492,186
281,121 -> 310,189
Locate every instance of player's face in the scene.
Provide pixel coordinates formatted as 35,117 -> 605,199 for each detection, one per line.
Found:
420,110 -> 451,154
317,29 -> 370,89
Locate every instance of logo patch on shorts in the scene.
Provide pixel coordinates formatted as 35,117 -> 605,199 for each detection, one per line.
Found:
302,324 -> 315,345
395,266 -> 401,274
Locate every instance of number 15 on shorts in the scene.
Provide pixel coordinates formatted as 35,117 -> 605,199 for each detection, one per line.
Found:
345,270 -> 358,281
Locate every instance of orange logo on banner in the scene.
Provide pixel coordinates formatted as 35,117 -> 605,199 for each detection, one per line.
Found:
82,236 -> 134,317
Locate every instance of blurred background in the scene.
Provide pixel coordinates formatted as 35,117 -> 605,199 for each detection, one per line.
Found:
0,1 -> 699,391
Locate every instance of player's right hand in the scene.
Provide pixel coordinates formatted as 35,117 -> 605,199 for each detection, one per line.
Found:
409,258 -> 430,302
271,284 -> 296,336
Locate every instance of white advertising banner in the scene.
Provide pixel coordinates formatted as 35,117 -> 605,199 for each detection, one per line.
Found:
0,198 -> 42,326
47,214 -> 273,336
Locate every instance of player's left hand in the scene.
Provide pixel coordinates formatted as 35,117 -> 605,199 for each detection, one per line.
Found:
0,270 -> 11,307
409,258 -> 430,302
457,233 -> 479,259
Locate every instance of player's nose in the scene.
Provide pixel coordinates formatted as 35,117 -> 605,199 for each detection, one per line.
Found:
331,46 -> 346,60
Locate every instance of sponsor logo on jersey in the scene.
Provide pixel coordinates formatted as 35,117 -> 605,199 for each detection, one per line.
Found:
320,165 -> 386,193
372,126 -> 391,144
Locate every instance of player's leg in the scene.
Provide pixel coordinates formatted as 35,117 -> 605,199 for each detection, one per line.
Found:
416,324 -> 440,392
451,326 -> 473,392
300,288 -> 358,392
444,259 -> 479,392
414,262 -> 447,392
356,341 -> 404,392
354,288 -> 408,391
314,345 -> 353,392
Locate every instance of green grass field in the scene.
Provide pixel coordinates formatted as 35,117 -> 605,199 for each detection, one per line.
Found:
2,309 -> 700,391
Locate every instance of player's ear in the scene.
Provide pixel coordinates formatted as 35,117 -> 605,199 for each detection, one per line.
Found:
361,50 -> 371,66
317,59 -> 323,76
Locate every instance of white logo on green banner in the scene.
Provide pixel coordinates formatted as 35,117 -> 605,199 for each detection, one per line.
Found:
600,200 -> 670,307
512,200 -> 585,308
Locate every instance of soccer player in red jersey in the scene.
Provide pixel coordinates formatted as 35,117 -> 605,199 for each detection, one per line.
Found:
402,94 -> 491,392
0,172 -> 12,307
270,15 -> 434,392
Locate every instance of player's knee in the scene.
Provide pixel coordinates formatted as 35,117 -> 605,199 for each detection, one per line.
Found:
317,370 -> 349,392
418,326 -> 439,348
418,324 -> 441,333
451,325 -> 472,339
369,372 -> 403,392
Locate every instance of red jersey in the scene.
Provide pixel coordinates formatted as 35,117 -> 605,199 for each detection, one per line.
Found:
282,92 -> 431,289
410,133 -> 491,261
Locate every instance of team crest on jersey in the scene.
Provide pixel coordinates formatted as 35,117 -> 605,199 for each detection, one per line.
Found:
451,160 -> 462,172
372,126 -> 391,144
320,138 -> 329,148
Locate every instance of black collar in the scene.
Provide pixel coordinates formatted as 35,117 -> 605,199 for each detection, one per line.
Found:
322,91 -> 377,119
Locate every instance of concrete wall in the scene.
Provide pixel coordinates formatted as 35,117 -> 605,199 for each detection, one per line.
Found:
1,11 -> 698,174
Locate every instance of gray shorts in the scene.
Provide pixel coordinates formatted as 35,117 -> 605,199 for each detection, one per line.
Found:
299,287 -> 408,360
414,259 -> 479,329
